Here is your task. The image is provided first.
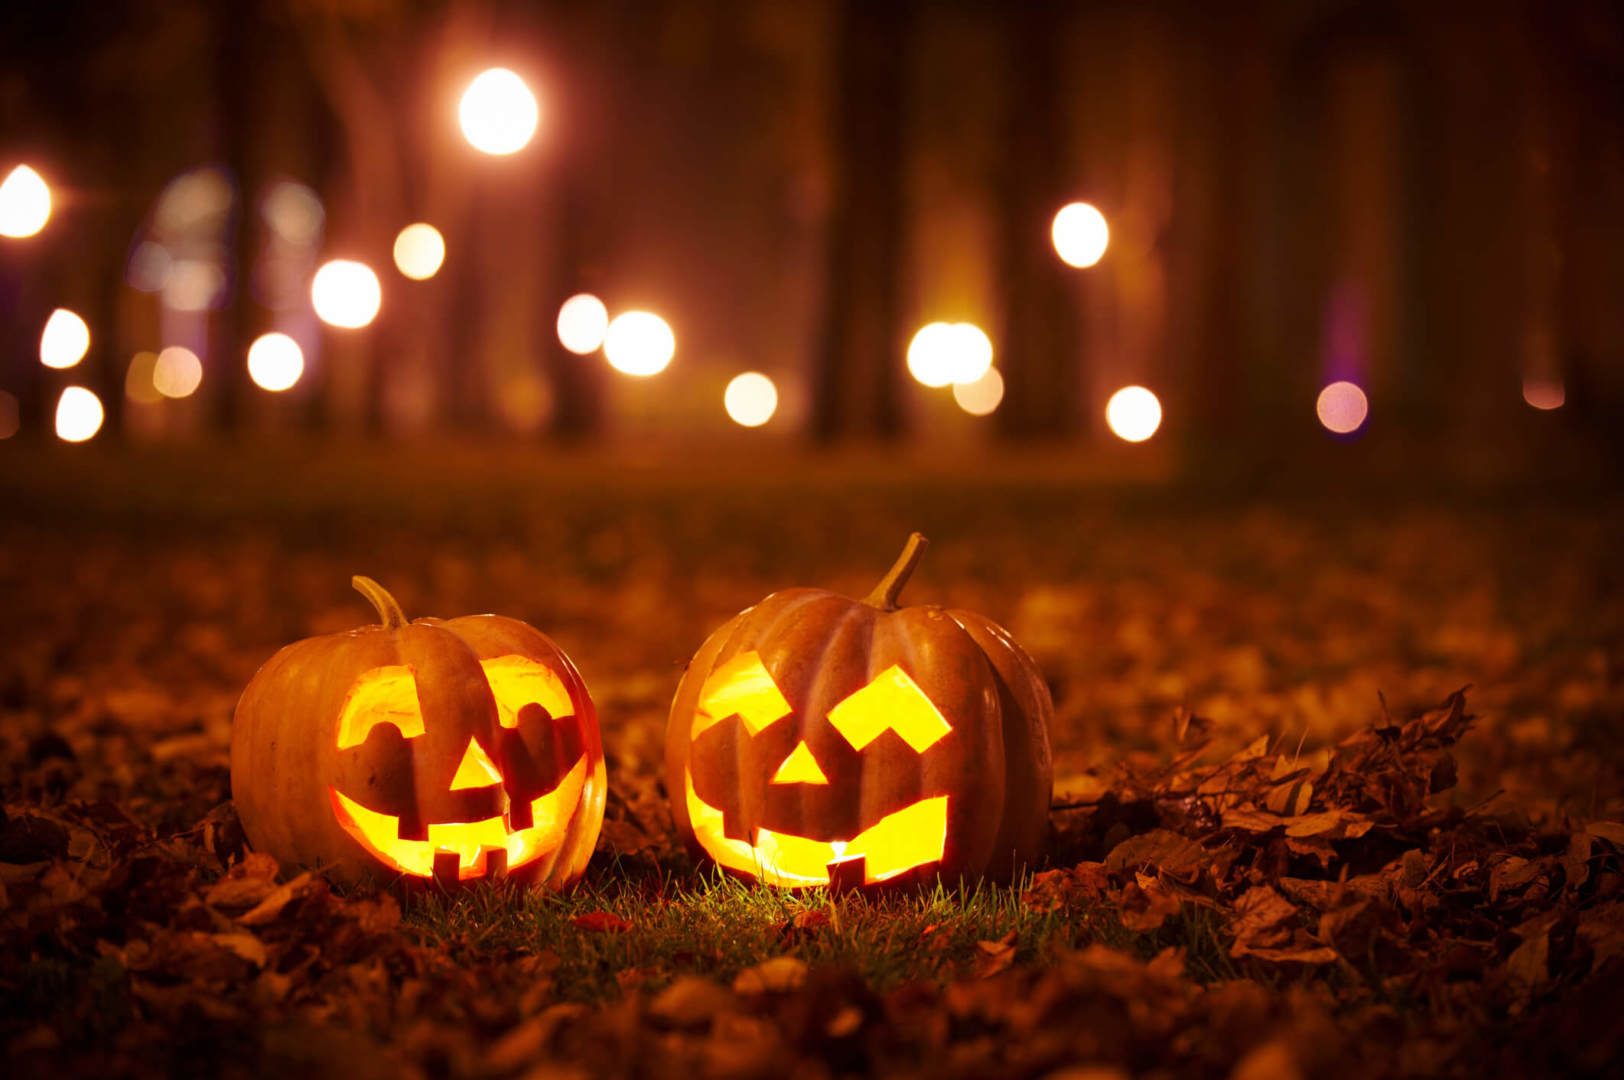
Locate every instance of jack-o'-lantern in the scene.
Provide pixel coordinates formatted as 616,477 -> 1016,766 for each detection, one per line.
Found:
230,577 -> 605,889
665,534 -> 1052,888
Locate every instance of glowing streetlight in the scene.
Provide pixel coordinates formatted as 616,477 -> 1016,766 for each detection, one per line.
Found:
459,68 -> 539,155
603,311 -> 674,376
953,367 -> 1005,416
1105,385 -> 1162,442
0,165 -> 51,238
557,293 -> 609,354
153,346 -> 203,399
40,309 -> 90,369
55,387 -> 104,442
1052,202 -> 1109,268
1316,381 -> 1368,434
311,259 -> 381,328
724,372 -> 778,427
247,333 -> 305,391
393,223 -> 445,280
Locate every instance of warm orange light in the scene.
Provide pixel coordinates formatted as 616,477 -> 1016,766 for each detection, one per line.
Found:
770,741 -> 829,785
480,656 -> 575,727
1052,202 -> 1109,268
556,293 -> 609,354
686,775 -> 948,887
908,322 -> 992,388
152,346 -> 203,399
54,386 -> 104,443
335,655 -> 573,752
261,181 -> 324,246
247,333 -> 304,392
450,737 -> 503,790
125,352 -> 163,405
0,391 -> 18,439
311,259 -> 381,328
332,757 -> 588,880
603,311 -> 675,376
952,367 -> 1004,416
1316,380 -> 1368,434
459,68 -> 539,155
0,165 -> 51,238
827,665 -> 952,752
164,260 -> 224,312
1105,385 -> 1162,442
724,372 -> 778,427
393,223 -> 445,280
1522,376 -> 1564,411
40,308 -> 90,369
693,651 -> 792,738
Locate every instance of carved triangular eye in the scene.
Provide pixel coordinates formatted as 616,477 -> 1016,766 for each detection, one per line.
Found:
450,737 -> 503,789
770,740 -> 829,785
827,665 -> 952,752
693,650 -> 793,737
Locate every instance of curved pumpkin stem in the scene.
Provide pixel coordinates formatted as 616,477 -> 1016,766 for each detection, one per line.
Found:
352,576 -> 409,630
864,533 -> 929,611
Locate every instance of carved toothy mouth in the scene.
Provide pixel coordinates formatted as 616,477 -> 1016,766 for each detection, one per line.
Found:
684,772 -> 946,888
330,756 -> 588,880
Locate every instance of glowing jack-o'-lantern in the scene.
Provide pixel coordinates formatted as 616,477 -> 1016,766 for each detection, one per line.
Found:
230,577 -> 605,889
665,534 -> 1053,888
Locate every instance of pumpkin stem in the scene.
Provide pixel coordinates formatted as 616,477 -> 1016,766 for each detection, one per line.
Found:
864,532 -> 929,610
352,576 -> 409,629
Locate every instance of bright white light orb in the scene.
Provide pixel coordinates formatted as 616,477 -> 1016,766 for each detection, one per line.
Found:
55,387 -> 104,442
953,367 -> 1005,416
724,372 -> 778,427
1105,385 -> 1162,442
40,309 -> 90,369
393,223 -> 445,280
153,346 -> 203,399
459,68 -> 539,155
603,311 -> 675,376
247,332 -> 304,391
1052,202 -> 1110,268
557,293 -> 609,354
947,323 -> 993,384
311,259 -> 381,328
0,165 -> 51,238
1316,380 -> 1368,434
907,322 -> 957,388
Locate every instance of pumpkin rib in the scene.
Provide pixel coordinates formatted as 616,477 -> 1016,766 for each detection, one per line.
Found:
785,600 -> 875,842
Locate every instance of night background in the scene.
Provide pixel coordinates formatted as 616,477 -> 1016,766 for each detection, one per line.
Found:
2,1 -> 1623,1077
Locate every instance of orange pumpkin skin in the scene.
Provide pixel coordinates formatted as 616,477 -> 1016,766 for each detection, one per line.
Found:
230,578 -> 605,890
665,535 -> 1052,889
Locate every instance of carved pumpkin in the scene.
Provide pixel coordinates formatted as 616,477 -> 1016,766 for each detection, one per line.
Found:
230,577 -> 605,889
665,534 -> 1052,888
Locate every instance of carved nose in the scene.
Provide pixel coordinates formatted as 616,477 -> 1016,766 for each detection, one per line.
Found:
769,740 -> 829,785
450,736 -> 502,790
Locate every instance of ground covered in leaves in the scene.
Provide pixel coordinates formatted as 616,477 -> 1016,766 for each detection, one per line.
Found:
2,445 -> 1622,1079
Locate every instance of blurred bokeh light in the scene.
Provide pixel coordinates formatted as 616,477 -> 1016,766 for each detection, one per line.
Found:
0,390 -> 18,439
164,259 -> 225,312
459,68 -> 539,155
603,311 -> 675,376
125,351 -> 163,405
1522,376 -> 1565,411
40,308 -> 90,369
908,322 -> 993,388
260,181 -> 324,246
724,372 -> 778,427
1105,386 -> 1162,442
557,293 -> 609,354
393,223 -> 445,280
126,241 -> 171,292
311,260 -> 381,328
55,386 -> 104,442
952,367 -> 1005,416
247,333 -> 304,392
1052,202 -> 1109,268
1316,381 -> 1369,434
152,346 -> 203,399
0,165 -> 51,238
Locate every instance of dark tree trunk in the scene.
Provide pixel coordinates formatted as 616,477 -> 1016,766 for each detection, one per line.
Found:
993,0 -> 1080,440
812,0 -> 909,441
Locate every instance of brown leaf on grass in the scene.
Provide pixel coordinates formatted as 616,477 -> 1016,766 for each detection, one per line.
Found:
1506,932 -> 1549,989
1106,829 -> 1208,883
236,871 -> 325,926
204,851 -> 281,909
347,893 -> 401,933
1118,874 -> 1182,932
648,976 -> 738,1028
1586,821 -> 1624,848
733,956 -> 808,995
1222,808 -> 1285,833
1024,861 -> 1110,911
974,931 -> 1018,978
571,910 -> 630,933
